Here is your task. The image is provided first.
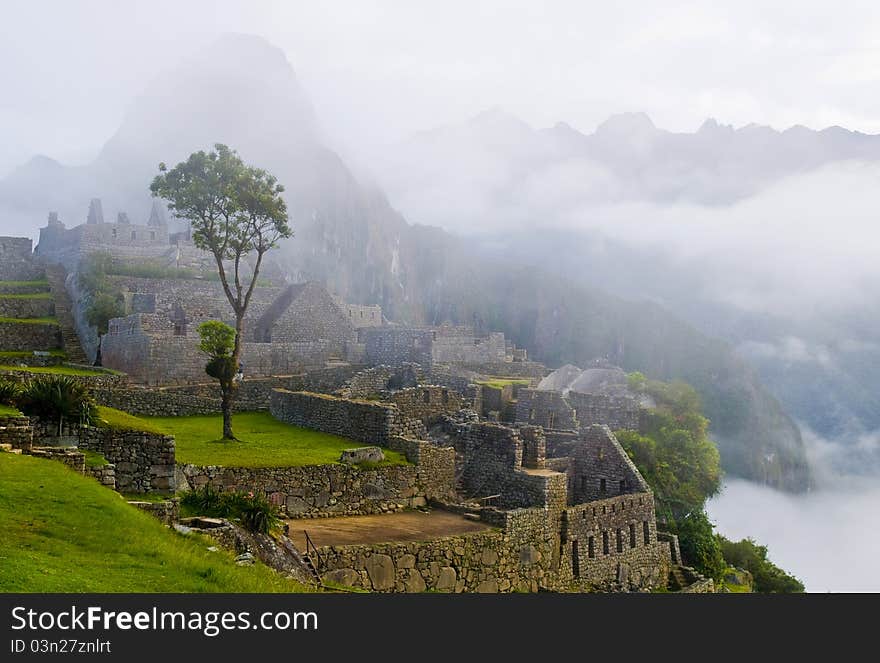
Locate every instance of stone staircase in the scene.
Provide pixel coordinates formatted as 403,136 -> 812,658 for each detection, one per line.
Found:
45,265 -> 89,365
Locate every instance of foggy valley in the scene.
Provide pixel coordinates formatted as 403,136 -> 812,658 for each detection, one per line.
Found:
2,1 -> 879,593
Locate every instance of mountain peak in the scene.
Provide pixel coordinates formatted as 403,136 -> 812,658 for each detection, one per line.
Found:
595,112 -> 657,137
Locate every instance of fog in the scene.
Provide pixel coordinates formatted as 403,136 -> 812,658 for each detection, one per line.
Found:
7,1 -> 880,175
3,1 -> 880,592
708,476 -> 880,592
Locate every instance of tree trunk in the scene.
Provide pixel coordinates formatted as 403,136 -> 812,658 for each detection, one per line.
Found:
220,314 -> 245,440
221,380 -> 234,440
94,334 -> 103,367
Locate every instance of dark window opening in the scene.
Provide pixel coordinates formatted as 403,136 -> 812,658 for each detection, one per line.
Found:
643,521 -> 650,545
600,478 -> 606,494
131,231 -> 136,240
616,529 -> 624,553
150,231 -> 156,240
588,536 -> 595,559
548,411 -> 556,429
602,531 -> 609,555
580,476 -> 586,492
442,389 -> 449,404
619,479 -> 627,493
111,228 -> 117,238
581,510 -> 587,521
423,390 -> 431,404
571,540 -> 580,578
173,322 -> 186,337
630,523 -> 637,548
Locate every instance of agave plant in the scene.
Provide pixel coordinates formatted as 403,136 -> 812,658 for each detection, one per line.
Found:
0,379 -> 20,406
15,375 -> 97,435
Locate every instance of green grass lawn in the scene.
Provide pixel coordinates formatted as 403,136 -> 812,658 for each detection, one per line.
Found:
0,292 -> 52,300
96,406 -> 167,434
0,349 -> 67,359
0,364 -> 118,377
0,404 -> 21,416
0,279 -> 49,290
0,316 -> 59,325
477,377 -> 532,390
0,453 -> 311,592
143,411 -> 408,467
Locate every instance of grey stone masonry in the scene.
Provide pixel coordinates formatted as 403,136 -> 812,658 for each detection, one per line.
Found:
269,389 -> 426,447
78,427 -> 175,494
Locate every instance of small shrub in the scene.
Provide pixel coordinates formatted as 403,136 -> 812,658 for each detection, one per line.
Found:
179,486 -> 280,534
15,375 -> 97,432
0,380 -> 20,406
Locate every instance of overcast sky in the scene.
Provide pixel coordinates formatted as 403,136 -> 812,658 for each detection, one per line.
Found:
3,0 -> 880,174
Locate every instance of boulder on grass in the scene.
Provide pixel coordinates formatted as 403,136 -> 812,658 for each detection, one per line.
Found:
340,447 -> 385,465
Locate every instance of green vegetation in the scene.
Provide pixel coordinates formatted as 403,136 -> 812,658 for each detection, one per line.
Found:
0,380 -> 20,406
0,453 -> 309,591
617,376 -> 721,522
0,365 -> 118,377
0,350 -> 67,359
14,375 -> 97,432
180,485 -> 281,534
95,406 -> 165,434
719,536 -> 804,593
0,292 -> 52,300
152,144 -> 292,442
476,377 -> 531,390
82,450 -> 108,468
619,373 -> 801,590
0,317 -> 58,325
0,404 -> 21,416
0,280 -> 49,288
144,411 -> 408,467
198,320 -> 238,439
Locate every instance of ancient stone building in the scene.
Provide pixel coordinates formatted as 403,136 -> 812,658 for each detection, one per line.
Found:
100,280 -> 361,384
361,324 -> 514,367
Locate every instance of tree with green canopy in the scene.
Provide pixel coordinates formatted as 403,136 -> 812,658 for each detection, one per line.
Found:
150,144 -> 291,439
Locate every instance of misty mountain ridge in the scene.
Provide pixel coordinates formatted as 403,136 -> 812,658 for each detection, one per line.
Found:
0,33 -> 813,490
376,106 -> 880,232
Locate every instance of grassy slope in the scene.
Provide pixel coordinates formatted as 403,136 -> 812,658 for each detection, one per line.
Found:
0,292 -> 52,300
144,411 -> 408,467
0,317 -> 59,325
0,404 -> 21,416
0,365 -> 118,376
0,453 -> 310,592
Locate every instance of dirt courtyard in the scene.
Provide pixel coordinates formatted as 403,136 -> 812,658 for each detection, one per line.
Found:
288,510 -> 491,549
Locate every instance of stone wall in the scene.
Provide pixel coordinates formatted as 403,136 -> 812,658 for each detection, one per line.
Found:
177,463 -> 425,518
269,390 -> 426,447
557,492 -> 671,591
514,389 -> 578,430
317,505 -> 560,593
459,361 -> 547,378
566,391 -> 641,431
457,422 -> 568,509
128,498 -> 180,525
253,282 -> 356,356
0,414 -> 32,451
0,296 -> 54,319
361,327 -> 435,367
0,237 -> 42,281
386,436 -> 457,501
101,313 -> 333,384
93,367 -> 366,417
0,368 -> 124,390
389,386 -> 464,425
431,331 -> 507,364
566,425 -> 650,504
87,463 -> 117,489
0,321 -> 61,352
29,447 -> 85,473
78,427 -> 175,494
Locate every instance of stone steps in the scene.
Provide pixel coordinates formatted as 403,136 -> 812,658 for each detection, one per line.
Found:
0,443 -> 22,454
44,265 -> 89,365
